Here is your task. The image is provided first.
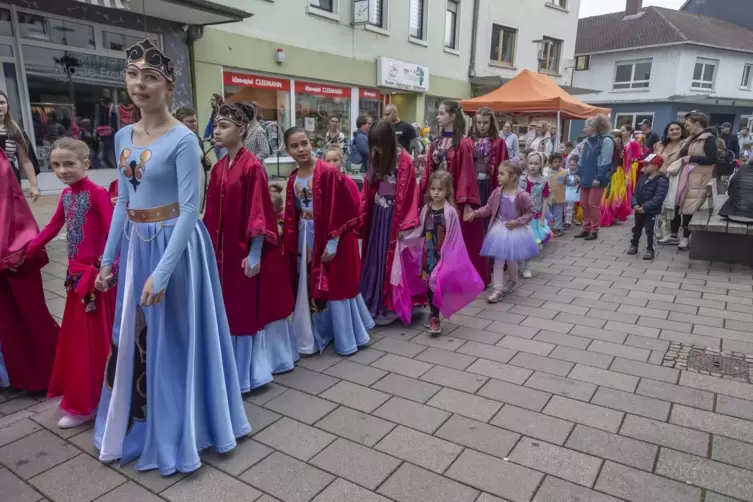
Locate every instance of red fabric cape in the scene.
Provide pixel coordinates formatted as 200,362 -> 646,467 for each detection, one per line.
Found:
359,149 -> 419,311
419,137 -> 480,207
283,160 -> 361,301
203,148 -> 293,335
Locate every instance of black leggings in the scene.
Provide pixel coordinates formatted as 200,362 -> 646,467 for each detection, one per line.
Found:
427,288 -> 439,318
670,206 -> 693,238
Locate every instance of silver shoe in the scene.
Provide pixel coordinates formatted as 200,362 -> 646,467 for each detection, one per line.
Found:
487,290 -> 505,304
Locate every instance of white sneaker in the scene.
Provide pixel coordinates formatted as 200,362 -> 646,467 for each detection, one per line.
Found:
522,269 -> 532,279
678,237 -> 689,251
58,413 -> 94,429
658,235 -> 679,245
487,290 -> 504,304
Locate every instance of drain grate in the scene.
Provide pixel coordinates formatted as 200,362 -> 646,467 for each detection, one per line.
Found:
687,348 -> 751,382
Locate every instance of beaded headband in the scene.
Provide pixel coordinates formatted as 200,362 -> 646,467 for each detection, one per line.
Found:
215,104 -> 246,127
125,39 -> 175,83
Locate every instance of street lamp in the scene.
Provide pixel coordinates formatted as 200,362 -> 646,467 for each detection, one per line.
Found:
532,39 -> 553,73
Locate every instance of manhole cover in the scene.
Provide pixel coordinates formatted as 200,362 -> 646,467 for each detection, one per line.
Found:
687,348 -> 750,381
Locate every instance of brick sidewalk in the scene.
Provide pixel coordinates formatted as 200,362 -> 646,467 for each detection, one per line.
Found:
2,197 -> 753,501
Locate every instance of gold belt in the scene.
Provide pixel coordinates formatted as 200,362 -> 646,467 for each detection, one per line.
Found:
128,202 -> 180,223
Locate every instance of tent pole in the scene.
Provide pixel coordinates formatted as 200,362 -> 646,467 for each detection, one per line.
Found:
555,111 -> 561,150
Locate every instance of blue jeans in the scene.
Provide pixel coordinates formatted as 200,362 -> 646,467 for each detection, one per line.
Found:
551,203 -> 565,232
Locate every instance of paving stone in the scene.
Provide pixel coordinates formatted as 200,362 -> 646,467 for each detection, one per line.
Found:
243,402 -> 281,436
496,335 -> 554,356
370,353 -> 433,378
0,417 -> 43,448
568,364 -> 639,392
548,345 -> 614,369
313,478 -> 389,502
310,438 -> 401,490
603,320 -> 660,339
660,329 -> 721,349
712,435 -> 753,471
624,334 -> 670,352
375,425 -> 462,474
636,379 -> 714,410
509,436 -> 601,487
445,326 -> 503,346
554,311 -> 609,329
485,321 -> 540,339
296,353 -> 342,372
566,424 -> 657,471
544,395 -> 623,433
201,437 -> 273,476
569,325 -> 627,344
671,404 -> 753,443
0,430 -> 79,479
521,316 -> 574,334
705,493 -> 746,502
450,314 -> 493,330
347,348 -> 386,365
534,331 -> 592,350
477,379 -> 552,412
373,396 -> 451,434
717,395 -> 753,421
657,448 -> 753,501
29,454 -> 126,502
264,389 -> 338,425
680,371 -> 753,401
371,337 -> 427,358
316,406 -> 394,447
373,325 -> 422,340
274,367 -> 339,395
595,460 -> 701,502
465,358 -> 532,385
456,340 -> 517,363
541,300 -> 589,316
476,310 -> 527,325
245,382 -> 287,406
474,493 -> 507,502
410,331 -> 468,351
371,373 -> 441,403
525,371 -> 597,402
241,452 -> 334,502
320,381 -> 390,413
491,404 -> 573,445
29,407 -> 92,440
254,417 -> 336,461
511,304 -> 558,320
420,365 -> 488,393
378,462 -> 479,502
434,414 -> 519,459
591,387 -> 671,421
618,304 -> 670,320
508,352 -> 573,376
619,414 -> 710,456
429,387 -> 501,422
534,476 -> 623,502
445,449 -> 542,502
323,361 -> 387,386
0,396 -> 37,416
609,358 -> 680,384
0,467 -> 43,502
415,347 -> 477,370
94,481 -> 163,502
588,340 -> 650,362
722,339 -> 753,355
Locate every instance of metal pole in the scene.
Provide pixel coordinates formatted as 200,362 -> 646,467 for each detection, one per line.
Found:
556,110 -> 561,150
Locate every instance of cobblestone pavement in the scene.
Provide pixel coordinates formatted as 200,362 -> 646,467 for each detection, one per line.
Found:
3,195 -> 753,501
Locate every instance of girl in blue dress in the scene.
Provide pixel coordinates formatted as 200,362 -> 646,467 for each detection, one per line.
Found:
93,39 -> 249,476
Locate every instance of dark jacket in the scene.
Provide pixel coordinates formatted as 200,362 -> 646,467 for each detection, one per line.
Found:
719,165 -> 753,222
643,130 -> 660,152
631,173 -> 668,215
577,134 -> 614,187
349,129 -> 369,165
720,132 -> 740,159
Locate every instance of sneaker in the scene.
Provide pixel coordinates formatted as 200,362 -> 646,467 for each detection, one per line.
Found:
658,234 -> 679,245
574,231 -> 589,238
564,223 -> 572,230
58,413 -> 94,429
627,246 -> 638,255
487,290 -> 504,304
643,250 -> 655,260
522,269 -> 532,279
503,280 -> 519,294
428,317 -> 441,334
584,232 -> 598,241
678,237 -> 689,251
553,229 -> 563,237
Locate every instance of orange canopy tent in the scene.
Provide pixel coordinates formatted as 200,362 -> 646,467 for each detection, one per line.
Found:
460,70 -> 610,119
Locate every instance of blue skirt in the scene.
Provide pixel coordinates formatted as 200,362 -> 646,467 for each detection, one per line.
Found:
0,342 -> 9,388
93,218 -> 250,476
233,318 -> 299,392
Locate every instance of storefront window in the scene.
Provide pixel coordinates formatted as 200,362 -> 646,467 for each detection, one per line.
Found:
295,81 -> 351,150
0,8 -> 12,37
359,88 -> 382,122
424,96 -> 443,135
18,13 -> 95,49
102,31 -> 149,52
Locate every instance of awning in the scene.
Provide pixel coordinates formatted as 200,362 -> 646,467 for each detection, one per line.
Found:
470,75 -> 601,96
74,0 -> 252,25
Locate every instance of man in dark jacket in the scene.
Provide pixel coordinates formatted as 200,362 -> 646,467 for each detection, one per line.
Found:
628,154 -> 668,260
719,122 -> 740,178
638,119 -> 660,152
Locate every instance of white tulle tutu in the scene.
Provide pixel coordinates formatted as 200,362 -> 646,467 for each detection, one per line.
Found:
481,220 -> 540,261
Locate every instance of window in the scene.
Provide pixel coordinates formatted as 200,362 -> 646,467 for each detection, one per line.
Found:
614,112 -> 654,130
0,8 -> 12,37
445,0 -> 459,50
309,0 -> 334,12
489,25 -> 516,65
613,60 -> 652,90
103,32 -> 158,52
548,0 -> 567,8
370,0 -> 384,28
540,37 -> 562,74
17,13 -> 95,49
742,64 -> 753,90
691,58 -> 717,90
410,0 -> 425,39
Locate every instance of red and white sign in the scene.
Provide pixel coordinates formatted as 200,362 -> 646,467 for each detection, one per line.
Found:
295,81 -> 350,98
223,72 -> 290,91
359,88 -> 381,100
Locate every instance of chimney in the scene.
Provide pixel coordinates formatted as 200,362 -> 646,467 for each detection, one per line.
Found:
626,0 -> 643,15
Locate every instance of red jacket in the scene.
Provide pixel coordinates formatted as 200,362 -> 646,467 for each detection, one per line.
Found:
419,137 -> 480,207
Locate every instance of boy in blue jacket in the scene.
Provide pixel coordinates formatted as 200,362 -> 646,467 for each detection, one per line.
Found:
628,154 -> 668,260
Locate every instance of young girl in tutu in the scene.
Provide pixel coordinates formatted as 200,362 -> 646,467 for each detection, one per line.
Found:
519,152 -> 550,278
465,161 -> 538,303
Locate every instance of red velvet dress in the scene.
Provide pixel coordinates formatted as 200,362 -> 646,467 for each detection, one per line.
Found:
203,148 -> 294,335
26,177 -> 114,414
420,137 -> 486,284
0,151 -> 58,392
358,149 -> 420,318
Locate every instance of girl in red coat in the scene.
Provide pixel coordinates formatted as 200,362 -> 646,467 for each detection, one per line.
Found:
25,138 -> 115,428
359,120 -> 419,325
203,103 -> 297,391
283,127 -> 374,356
419,101 -> 483,281
468,107 -> 508,285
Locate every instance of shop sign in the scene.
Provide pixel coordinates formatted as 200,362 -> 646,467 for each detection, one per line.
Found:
359,88 -> 381,100
23,46 -> 124,84
376,57 -> 429,93
295,81 -> 350,98
223,72 -> 291,91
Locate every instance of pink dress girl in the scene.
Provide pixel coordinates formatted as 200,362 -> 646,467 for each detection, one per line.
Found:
477,187 -> 539,262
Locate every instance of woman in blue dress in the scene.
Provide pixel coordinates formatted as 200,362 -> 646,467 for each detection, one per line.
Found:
93,39 -> 249,476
